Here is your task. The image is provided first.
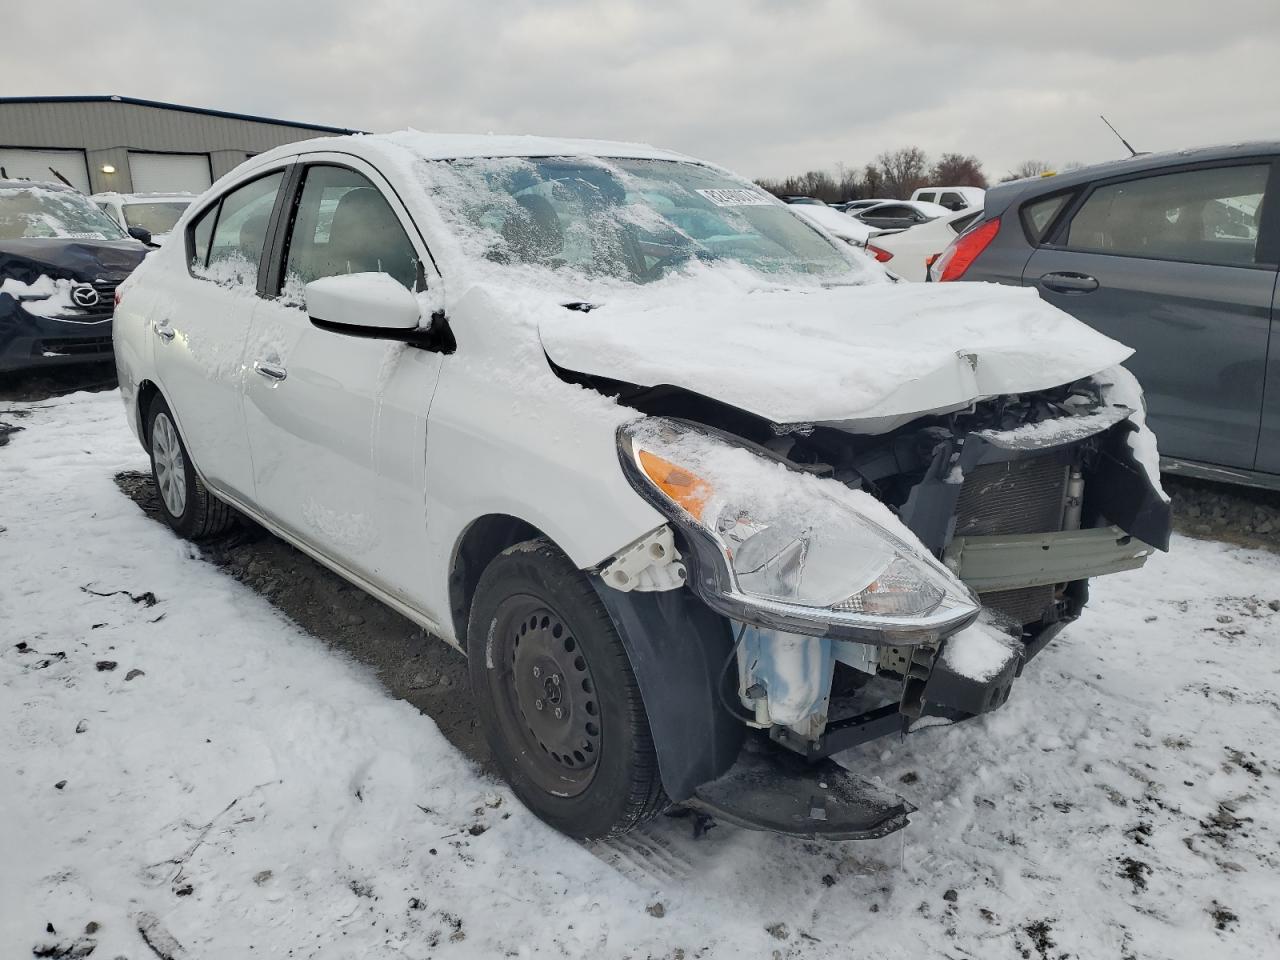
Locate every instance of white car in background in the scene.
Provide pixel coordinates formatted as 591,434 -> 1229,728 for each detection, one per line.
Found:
92,192 -> 195,246
910,186 -> 985,210
111,132 -> 1170,843
867,208 -> 981,281
789,201 -> 876,246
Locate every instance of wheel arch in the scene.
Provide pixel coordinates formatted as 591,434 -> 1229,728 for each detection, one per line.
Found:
448,513 -> 545,643
451,513 -> 745,803
135,378 -> 162,452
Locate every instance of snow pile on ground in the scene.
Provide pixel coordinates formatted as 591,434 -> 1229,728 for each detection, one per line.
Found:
3,391 -> 1279,959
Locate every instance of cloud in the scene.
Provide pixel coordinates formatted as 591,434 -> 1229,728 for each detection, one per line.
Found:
4,0 -> 1277,182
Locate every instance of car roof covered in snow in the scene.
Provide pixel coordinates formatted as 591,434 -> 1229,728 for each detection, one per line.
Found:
241,130 -> 699,173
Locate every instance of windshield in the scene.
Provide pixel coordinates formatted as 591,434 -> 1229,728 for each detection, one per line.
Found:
0,186 -> 128,241
124,200 -> 190,236
426,156 -> 872,286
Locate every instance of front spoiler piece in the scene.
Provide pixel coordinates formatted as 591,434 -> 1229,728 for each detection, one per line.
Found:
688,738 -> 913,840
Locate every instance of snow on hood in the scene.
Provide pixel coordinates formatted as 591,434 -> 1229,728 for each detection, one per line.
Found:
539,279 -> 1133,428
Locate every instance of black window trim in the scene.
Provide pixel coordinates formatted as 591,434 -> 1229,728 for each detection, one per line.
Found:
1018,187 -> 1079,246
263,159 -> 429,301
183,165 -> 292,290
1038,155 -> 1280,271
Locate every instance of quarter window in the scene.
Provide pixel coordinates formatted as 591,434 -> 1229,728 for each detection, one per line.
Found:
1064,164 -> 1270,266
1021,192 -> 1072,243
189,171 -> 284,288
279,165 -> 419,304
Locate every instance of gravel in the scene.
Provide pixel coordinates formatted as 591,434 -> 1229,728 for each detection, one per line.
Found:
1166,477 -> 1280,553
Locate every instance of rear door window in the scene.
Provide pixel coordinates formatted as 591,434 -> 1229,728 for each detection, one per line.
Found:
278,164 -> 419,304
917,192 -> 936,203
1063,164 -> 1270,267
190,171 -> 284,288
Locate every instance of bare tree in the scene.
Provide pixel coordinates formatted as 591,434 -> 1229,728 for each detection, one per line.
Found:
930,153 -> 988,188
1003,159 -> 1053,182
861,163 -> 886,199
876,147 -> 930,199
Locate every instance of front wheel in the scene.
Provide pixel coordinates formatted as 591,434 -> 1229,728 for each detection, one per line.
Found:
467,539 -> 667,839
145,394 -> 235,540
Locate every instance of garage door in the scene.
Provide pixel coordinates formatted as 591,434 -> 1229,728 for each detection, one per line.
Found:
0,148 -> 92,193
128,152 -> 212,193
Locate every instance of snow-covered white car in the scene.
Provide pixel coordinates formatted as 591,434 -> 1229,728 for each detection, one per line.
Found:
112,133 -> 1172,842
788,201 -> 876,246
91,192 -> 195,246
866,208 -> 981,281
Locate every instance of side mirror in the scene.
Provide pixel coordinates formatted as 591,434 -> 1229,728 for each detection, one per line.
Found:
127,225 -> 153,245
305,272 -> 421,332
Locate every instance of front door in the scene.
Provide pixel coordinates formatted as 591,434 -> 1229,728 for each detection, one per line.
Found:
1023,160 -> 1276,470
241,158 -> 446,612
151,167 -> 287,501
1257,278 -> 1280,476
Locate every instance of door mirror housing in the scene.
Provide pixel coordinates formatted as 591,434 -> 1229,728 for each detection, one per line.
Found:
127,225 -> 153,245
305,272 -> 421,332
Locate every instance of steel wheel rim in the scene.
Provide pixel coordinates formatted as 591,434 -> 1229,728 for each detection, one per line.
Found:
491,596 -> 603,797
152,412 -> 188,518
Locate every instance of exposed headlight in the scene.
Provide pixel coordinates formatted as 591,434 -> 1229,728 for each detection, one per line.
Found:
617,418 -> 978,642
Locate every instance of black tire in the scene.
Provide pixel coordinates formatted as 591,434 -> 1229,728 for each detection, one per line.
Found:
145,394 -> 235,540
467,538 -> 667,839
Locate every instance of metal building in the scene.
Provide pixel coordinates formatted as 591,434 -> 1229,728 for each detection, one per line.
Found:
0,95 -> 360,195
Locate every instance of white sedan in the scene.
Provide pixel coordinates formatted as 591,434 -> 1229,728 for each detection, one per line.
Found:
111,131 -> 1168,843
867,208 -> 981,281
788,202 -> 876,246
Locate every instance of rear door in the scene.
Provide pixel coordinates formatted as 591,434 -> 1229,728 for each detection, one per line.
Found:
241,155 -> 447,610
1022,159 -> 1278,470
152,166 -> 289,501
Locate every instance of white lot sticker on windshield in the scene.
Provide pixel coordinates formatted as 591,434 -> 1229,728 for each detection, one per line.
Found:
696,188 -> 773,207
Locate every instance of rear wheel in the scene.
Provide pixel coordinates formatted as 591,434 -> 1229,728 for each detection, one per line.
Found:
145,395 -> 235,540
467,538 -> 667,839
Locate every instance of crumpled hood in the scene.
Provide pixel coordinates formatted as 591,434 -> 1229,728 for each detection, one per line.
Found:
539,280 -> 1134,429
0,238 -> 148,285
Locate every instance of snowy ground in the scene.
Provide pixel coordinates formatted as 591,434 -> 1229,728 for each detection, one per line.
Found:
2,389 -> 1278,960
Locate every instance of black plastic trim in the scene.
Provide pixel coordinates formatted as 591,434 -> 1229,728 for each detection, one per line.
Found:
589,575 -> 744,802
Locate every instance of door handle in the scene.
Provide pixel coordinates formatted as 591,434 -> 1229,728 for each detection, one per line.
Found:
152,319 -> 175,341
1039,272 -> 1099,294
253,359 -> 288,383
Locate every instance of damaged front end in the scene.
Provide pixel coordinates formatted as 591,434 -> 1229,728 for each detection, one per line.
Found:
599,367 -> 1171,838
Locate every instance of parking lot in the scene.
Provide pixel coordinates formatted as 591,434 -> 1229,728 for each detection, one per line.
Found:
3,368 -> 1278,959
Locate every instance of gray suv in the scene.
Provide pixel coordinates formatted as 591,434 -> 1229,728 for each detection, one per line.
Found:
932,143 -> 1279,490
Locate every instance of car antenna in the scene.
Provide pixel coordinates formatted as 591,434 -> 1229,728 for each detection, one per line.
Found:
0,166 -> 7,179
1100,115 -> 1140,157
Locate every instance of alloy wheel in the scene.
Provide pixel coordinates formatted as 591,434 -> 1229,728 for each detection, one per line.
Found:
151,412 -> 188,519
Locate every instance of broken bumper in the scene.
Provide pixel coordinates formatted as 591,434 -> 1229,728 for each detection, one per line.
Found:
689,736 -> 914,840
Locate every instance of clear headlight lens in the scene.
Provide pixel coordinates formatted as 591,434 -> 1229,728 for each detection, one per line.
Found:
620,418 -> 973,624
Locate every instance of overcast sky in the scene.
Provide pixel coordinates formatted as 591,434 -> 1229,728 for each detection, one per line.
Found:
6,1 -> 1278,181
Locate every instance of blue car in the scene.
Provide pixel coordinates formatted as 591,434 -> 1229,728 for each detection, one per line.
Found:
933,142 -> 1280,490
